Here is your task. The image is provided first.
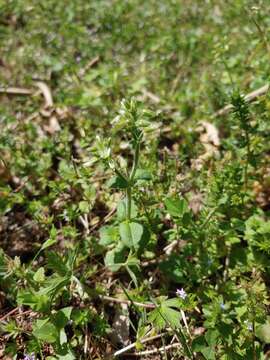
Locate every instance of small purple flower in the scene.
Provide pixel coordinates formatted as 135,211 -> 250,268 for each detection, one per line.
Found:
220,302 -> 225,310
24,354 -> 35,360
176,288 -> 187,300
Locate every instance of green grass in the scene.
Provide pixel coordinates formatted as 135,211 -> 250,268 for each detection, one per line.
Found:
1,1 -> 270,359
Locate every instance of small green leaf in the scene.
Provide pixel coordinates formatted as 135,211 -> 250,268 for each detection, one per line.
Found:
38,275 -> 70,297
134,169 -> 152,181
257,321 -> 270,343
33,319 -> 58,343
205,329 -> 219,346
39,226 -> 57,252
107,175 -> 129,189
201,347 -> 216,360
53,307 -> 73,330
165,197 -> 189,218
33,267 -> 45,283
160,305 -> 181,329
99,226 -> 118,246
47,252 -> 68,276
104,247 -> 125,272
60,328 -> 67,345
192,335 -> 207,352
148,308 -> 166,330
126,265 -> 138,287
163,298 -> 182,309
40,234 -> 57,252
78,200 -> 90,213
119,221 -> 144,249
17,291 -> 49,312
148,302 -> 181,330
117,198 -> 138,220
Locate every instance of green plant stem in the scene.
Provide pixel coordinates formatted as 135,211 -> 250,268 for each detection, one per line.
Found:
126,187 -> 132,221
126,141 -> 140,221
130,141 -> 140,181
244,129 -> 250,192
114,167 -> 128,182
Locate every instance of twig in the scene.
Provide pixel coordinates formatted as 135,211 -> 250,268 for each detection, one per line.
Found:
0,308 -> 34,323
125,342 -> 181,356
13,309 -> 33,318
213,84 -> 269,117
0,307 -> 19,323
114,333 -> 166,357
180,309 -> 191,336
0,87 -> 32,95
34,81 -> 54,108
100,295 -> 156,309
142,90 -> 161,104
89,207 -> 116,234
79,56 -> 100,77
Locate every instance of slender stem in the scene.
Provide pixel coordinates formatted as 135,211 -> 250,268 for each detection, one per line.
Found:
115,167 -> 128,182
126,140 -> 140,221
200,206 -> 218,229
124,342 -> 182,356
252,316 -> 256,360
114,333 -> 166,357
126,187 -> 132,221
100,295 -> 155,309
244,129 -> 250,193
130,141 -> 140,182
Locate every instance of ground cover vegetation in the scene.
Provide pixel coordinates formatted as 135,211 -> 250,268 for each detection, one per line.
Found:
1,0 -> 270,359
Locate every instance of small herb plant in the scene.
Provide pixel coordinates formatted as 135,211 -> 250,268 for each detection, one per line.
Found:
94,99 -> 156,280
1,1 -> 270,359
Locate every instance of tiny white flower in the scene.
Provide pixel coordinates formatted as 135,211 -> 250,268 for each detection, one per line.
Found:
176,288 -> 187,300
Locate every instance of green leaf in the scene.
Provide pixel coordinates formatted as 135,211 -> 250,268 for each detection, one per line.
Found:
107,175 -> 129,189
205,329 -> 219,346
201,347 -> 216,360
40,227 -> 57,251
53,307 -> 73,330
59,328 -> 67,345
192,335 -> 207,352
33,267 -> 45,283
148,308 -> 166,330
117,198 -> 138,221
119,221 -> 144,249
134,169 -> 152,181
126,265 -> 138,287
17,291 -> 49,312
47,252 -> 68,276
32,319 -> 58,343
38,275 -> 70,297
104,247 -> 125,272
99,226 -> 119,246
160,305 -> 181,329
163,298 -> 182,309
148,302 -> 181,330
55,352 -> 75,360
78,200 -> 90,213
257,321 -> 270,343
165,196 -> 189,218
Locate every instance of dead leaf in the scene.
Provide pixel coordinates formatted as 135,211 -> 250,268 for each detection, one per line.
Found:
198,121 -> 220,147
0,86 -> 32,95
189,191 -> 203,215
110,304 -> 130,346
34,81 -> 62,133
191,121 -> 220,170
43,116 -> 61,134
